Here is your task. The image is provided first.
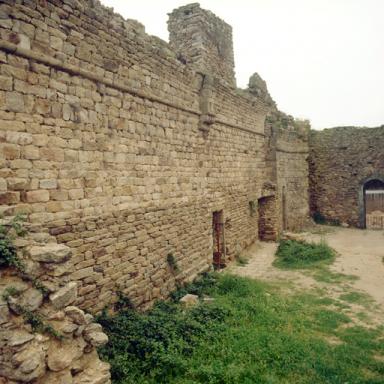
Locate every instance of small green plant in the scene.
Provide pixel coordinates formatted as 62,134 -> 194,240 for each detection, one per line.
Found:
313,268 -> 358,284
2,286 -> 21,301
0,215 -> 49,296
0,214 -> 27,271
114,291 -> 135,311
2,290 -> 63,340
167,253 -> 179,272
312,211 -> 341,226
235,254 -> 249,266
170,272 -> 218,301
339,291 -> 374,306
0,215 -> 59,338
20,307 -> 63,339
274,239 -> 335,269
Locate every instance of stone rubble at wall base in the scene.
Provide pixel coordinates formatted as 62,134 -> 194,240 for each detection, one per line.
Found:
0,227 -> 110,384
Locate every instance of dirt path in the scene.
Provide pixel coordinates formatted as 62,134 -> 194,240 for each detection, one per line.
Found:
304,227 -> 384,306
230,226 -> 384,324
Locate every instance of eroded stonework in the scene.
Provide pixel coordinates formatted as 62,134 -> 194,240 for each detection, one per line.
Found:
0,225 -> 110,384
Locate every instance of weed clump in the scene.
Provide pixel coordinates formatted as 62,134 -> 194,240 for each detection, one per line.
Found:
274,239 -> 335,269
313,211 -> 341,226
97,297 -> 230,382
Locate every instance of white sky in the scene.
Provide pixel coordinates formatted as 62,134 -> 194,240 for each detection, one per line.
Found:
100,0 -> 384,130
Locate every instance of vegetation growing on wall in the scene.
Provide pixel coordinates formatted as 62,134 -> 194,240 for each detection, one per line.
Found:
0,215 -> 62,339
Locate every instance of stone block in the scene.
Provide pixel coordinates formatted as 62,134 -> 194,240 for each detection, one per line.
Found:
50,282 -> 78,309
0,75 -> 12,91
179,293 -> 199,307
47,339 -> 83,372
0,177 -> 6,191
9,288 -> 43,313
0,191 -> 20,204
7,177 -> 30,190
25,189 -> 50,203
5,92 -> 25,112
1,143 -> 20,159
64,306 -> 87,325
40,179 -> 57,189
23,145 -> 40,160
69,188 -> 84,200
28,243 -> 72,263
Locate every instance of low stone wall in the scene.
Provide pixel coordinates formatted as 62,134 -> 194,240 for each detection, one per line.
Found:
0,226 -> 110,384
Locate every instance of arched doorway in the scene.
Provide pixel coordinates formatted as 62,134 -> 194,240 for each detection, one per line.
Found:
361,177 -> 384,229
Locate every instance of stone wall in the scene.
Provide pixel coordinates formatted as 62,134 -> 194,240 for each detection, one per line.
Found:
0,0 -> 309,313
250,75 -> 310,232
275,116 -> 310,231
309,126 -> 384,227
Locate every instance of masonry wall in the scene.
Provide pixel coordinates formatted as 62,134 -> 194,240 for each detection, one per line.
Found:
309,126 -> 384,227
0,0 -> 309,312
264,111 -> 310,232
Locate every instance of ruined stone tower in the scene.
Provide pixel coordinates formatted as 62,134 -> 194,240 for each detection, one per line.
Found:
168,3 -> 236,87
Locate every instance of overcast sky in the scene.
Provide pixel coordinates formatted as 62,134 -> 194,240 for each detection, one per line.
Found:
100,0 -> 384,130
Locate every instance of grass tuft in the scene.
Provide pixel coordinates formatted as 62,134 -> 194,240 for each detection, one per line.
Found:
274,239 -> 335,269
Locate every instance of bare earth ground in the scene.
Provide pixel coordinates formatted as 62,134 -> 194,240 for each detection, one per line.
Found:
230,226 -> 384,326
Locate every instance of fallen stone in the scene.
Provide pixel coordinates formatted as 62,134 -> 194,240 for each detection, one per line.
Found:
39,370 -> 73,384
72,354 -> 111,384
28,244 -> 72,263
83,324 -> 108,348
50,282 -> 78,309
84,313 -> 94,324
0,304 -> 10,324
179,293 -> 199,307
48,310 -> 65,321
5,330 -> 35,346
65,306 -> 86,325
47,339 -> 83,372
9,287 -> 43,314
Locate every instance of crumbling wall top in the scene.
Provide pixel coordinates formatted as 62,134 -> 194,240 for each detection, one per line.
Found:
168,3 -> 236,88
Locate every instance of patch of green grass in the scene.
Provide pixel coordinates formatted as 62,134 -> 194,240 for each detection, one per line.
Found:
312,267 -> 359,284
99,274 -> 384,384
339,291 -> 374,306
274,239 -> 335,269
356,311 -> 370,322
235,255 -> 249,266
